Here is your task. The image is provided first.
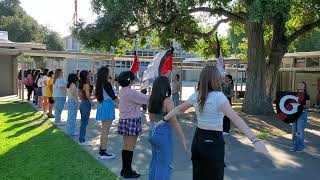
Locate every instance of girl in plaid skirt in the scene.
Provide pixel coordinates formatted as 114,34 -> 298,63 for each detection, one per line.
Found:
117,71 -> 149,178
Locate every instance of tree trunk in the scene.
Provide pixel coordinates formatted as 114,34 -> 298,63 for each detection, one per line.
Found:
242,21 -> 274,115
265,47 -> 286,104
265,17 -> 288,113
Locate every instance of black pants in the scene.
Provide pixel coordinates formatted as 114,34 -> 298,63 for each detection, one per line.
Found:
141,89 -> 147,110
191,128 -> 225,180
223,98 -> 232,133
25,85 -> 33,101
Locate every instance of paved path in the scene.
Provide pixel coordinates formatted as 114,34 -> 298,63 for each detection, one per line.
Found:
44,102 -> 320,180
15,89 -> 320,180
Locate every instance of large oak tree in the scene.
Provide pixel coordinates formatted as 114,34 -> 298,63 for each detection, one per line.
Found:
73,0 -> 320,115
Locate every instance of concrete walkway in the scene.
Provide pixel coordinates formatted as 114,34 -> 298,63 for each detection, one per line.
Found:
41,102 -> 320,180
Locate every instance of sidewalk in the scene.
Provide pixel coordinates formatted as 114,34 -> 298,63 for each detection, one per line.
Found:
47,104 -> 320,180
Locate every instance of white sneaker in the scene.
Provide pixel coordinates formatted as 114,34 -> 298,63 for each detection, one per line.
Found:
71,132 -> 79,136
79,141 -> 90,146
98,151 -> 115,160
223,132 -> 230,135
55,122 -> 65,126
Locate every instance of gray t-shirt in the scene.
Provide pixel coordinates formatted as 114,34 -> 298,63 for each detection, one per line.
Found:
171,80 -> 181,94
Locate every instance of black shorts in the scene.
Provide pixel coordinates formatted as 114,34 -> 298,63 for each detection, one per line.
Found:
48,97 -> 55,104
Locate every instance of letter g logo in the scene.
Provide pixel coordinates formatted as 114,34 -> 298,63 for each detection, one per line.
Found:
279,95 -> 300,115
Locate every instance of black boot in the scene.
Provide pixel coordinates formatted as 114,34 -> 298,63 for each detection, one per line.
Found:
120,150 -> 140,178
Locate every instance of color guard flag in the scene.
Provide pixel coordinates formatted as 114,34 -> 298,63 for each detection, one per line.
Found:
130,51 -> 139,74
215,33 -> 225,77
142,47 -> 174,81
275,91 -> 305,124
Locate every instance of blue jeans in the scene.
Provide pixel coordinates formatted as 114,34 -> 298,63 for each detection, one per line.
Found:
79,100 -> 91,143
148,123 -> 173,180
292,111 -> 308,150
172,93 -> 180,107
54,97 -> 66,123
66,99 -> 78,135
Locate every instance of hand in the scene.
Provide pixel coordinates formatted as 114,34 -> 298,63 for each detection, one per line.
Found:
181,137 -> 189,152
253,141 -> 272,159
155,119 -> 165,128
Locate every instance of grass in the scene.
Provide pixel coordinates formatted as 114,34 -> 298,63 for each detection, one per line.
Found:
256,131 -> 275,140
0,100 -> 118,180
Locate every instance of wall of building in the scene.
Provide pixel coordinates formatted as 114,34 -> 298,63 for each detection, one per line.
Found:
0,55 -> 15,97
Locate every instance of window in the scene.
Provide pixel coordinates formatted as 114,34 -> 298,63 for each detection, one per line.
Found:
294,58 -> 306,68
137,51 -> 142,56
306,57 -> 320,68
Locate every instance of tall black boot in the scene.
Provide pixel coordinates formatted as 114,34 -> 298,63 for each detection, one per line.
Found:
121,150 -> 140,178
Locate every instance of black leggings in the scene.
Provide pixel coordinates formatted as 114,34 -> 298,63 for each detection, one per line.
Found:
223,98 -> 232,133
191,128 -> 225,180
25,86 -> 33,101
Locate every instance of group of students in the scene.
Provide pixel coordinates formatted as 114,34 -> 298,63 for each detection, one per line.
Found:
19,65 -> 312,180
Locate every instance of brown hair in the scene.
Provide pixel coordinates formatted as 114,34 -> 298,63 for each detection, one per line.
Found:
197,66 -> 222,112
53,69 -> 62,84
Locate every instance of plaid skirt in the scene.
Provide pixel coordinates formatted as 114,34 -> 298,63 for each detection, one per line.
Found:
118,118 -> 142,136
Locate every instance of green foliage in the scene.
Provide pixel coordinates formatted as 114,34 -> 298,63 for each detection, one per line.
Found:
290,29 -> 320,52
74,0 -> 320,60
0,0 -> 64,51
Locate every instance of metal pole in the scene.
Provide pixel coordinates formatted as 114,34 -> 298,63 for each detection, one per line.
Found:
235,69 -> 238,103
240,71 -> 243,99
180,59 -> 183,101
21,54 -> 25,101
292,70 -> 296,91
112,57 -> 115,86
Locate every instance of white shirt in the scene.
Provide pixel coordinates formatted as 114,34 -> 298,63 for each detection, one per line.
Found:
187,91 -> 228,131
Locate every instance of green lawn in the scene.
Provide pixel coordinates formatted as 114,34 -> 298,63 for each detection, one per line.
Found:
0,100 -> 118,180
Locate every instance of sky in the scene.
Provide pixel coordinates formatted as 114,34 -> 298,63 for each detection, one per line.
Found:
20,0 -> 229,38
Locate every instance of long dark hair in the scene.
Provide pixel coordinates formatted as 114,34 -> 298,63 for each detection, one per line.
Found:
78,70 -> 89,90
48,71 -> 54,78
117,71 -> 135,87
197,66 -> 222,112
301,81 -> 308,94
225,74 -> 234,85
95,66 -> 111,103
33,69 -> 40,81
148,76 -> 171,114
67,73 -> 78,88
35,72 -> 43,84
43,69 -> 49,76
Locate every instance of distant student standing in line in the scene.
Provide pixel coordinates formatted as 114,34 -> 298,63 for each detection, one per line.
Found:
42,69 -> 49,115
66,73 -> 79,136
53,69 -> 67,126
78,70 -> 93,146
171,74 -> 181,107
46,71 -> 55,118
95,66 -> 119,160
35,72 -> 43,109
222,74 -> 234,134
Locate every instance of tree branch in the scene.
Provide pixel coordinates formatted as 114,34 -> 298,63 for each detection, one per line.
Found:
188,7 -> 246,23
286,19 -> 320,44
195,18 -> 230,38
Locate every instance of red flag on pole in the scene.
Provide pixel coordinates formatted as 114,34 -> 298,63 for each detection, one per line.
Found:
131,51 -> 139,74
